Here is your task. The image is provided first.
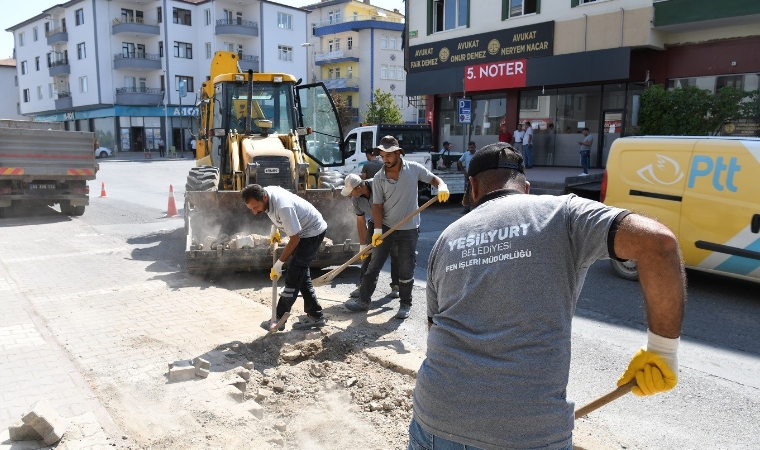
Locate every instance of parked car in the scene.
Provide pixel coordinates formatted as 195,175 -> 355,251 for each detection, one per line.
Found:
95,147 -> 112,158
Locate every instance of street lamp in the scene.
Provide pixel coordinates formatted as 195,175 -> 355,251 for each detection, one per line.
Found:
300,42 -> 315,83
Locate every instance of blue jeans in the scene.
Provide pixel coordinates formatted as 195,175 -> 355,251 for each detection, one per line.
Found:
276,231 -> 325,319
580,150 -> 590,174
360,226 -> 418,305
408,418 -> 572,450
523,143 -> 533,168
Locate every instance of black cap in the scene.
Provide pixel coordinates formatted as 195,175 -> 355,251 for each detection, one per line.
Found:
442,141 -> 450,146
467,142 -> 525,178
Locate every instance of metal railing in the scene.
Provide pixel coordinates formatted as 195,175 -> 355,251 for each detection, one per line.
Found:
48,58 -> 69,68
58,91 -> 71,98
114,52 -> 162,60
313,14 -> 403,28
45,26 -> 67,37
216,18 -> 258,29
116,87 -> 164,95
112,16 -> 158,26
239,54 -> 260,62
314,48 -> 361,62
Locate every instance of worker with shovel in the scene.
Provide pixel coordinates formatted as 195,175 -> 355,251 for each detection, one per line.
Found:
345,135 -> 450,319
409,142 -> 685,449
241,184 -> 328,331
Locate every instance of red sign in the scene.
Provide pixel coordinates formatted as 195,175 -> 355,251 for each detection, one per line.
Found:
464,59 -> 527,92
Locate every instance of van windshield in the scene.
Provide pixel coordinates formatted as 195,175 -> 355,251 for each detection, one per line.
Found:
386,130 -> 433,154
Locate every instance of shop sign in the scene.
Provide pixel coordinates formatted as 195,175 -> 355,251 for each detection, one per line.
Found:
458,99 -> 472,124
464,59 -> 527,92
173,107 -> 199,117
723,120 -> 760,137
409,30 -> 418,39
408,21 -> 553,74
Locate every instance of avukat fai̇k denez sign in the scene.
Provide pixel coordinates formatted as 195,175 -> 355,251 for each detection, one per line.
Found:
464,59 -> 527,92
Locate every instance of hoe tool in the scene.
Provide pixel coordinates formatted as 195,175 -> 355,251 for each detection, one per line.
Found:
312,197 -> 438,287
265,226 -> 289,334
574,379 -> 637,419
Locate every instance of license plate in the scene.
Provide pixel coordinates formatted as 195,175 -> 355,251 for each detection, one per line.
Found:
30,184 -> 57,190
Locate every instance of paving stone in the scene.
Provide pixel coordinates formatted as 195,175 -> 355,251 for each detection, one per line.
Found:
223,385 -> 244,403
195,367 -> 210,378
168,365 -> 196,382
8,420 -> 43,441
21,398 -> 70,445
246,401 -> 264,420
244,361 -> 254,370
192,357 -> 210,370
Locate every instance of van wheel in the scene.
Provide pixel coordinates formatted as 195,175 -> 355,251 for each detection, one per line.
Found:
610,259 -> 638,281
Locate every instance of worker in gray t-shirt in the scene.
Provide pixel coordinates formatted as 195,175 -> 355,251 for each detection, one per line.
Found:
345,135 -> 450,320
241,184 -> 329,332
411,142 -> 685,450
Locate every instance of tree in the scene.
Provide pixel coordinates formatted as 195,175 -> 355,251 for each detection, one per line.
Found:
362,89 -> 402,125
329,91 -> 353,132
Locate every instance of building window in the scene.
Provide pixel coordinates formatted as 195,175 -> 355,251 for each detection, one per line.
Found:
397,66 -> 405,80
328,68 -> 333,79
75,9 -> 84,26
278,12 -> 292,30
506,0 -> 538,18
23,89 -> 30,103
380,65 -> 387,79
35,57 -> 40,71
389,65 -> 396,80
432,0 -> 469,32
579,0 -> 600,4
14,75 -> 17,86
520,93 -> 539,110
174,41 -> 193,59
328,11 -> 333,24
49,83 -> 54,98
173,8 -> 191,25
79,76 -> 88,93
157,6 -> 162,23
33,27 -> 38,42
175,75 -> 194,92
159,41 -> 164,57
77,43 -> 86,59
347,66 -> 353,78
347,37 -> 353,50
18,32 -> 25,47
347,95 -> 353,107
335,9 -> 342,22
335,38 -> 341,51
44,22 -> 50,34
716,75 -> 744,91
21,61 -> 27,74
278,45 -> 292,62
37,86 -> 43,100
204,9 -> 211,25
390,37 -> 398,50
205,42 -> 212,59
381,35 -> 388,49
335,67 -> 341,78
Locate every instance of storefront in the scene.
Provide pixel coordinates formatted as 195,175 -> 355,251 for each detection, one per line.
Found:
33,105 -> 199,155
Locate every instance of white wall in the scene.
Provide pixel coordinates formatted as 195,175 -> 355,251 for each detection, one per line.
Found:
260,2 -> 308,80
0,66 -> 27,120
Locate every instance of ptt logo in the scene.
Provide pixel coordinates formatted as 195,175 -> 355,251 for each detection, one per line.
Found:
637,154 -> 684,185
688,156 -> 741,192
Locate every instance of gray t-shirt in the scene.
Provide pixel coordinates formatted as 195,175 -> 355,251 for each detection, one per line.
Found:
414,191 -> 627,450
372,159 -> 434,230
351,179 -> 374,220
264,186 -> 327,238
580,134 -> 593,151
361,159 -> 383,179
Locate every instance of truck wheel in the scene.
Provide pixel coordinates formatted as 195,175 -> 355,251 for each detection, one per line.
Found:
98,151 -> 108,158
610,259 -> 638,281
60,201 -> 85,216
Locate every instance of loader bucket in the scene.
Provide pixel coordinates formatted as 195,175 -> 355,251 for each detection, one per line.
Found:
185,188 -> 360,276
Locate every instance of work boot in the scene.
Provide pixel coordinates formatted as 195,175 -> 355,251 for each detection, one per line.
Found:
292,315 -> 326,330
260,317 -> 286,332
345,299 -> 370,312
350,285 -> 361,298
395,304 -> 411,319
389,284 -> 400,298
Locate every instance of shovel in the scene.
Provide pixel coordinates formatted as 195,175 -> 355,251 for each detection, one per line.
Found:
574,379 -> 636,419
312,197 -> 439,287
265,226 -> 289,334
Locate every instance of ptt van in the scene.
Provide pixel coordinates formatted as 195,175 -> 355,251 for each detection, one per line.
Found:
601,137 -> 760,284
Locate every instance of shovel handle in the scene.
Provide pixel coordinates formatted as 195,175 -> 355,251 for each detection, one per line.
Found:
271,225 -> 278,323
313,197 -> 438,287
574,380 -> 636,420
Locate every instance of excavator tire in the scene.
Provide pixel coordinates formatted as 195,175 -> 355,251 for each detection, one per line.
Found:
185,166 -> 220,235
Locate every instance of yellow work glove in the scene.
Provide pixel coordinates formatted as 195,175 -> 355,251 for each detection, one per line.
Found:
359,244 -> 369,260
270,229 -> 281,244
437,183 -> 450,203
617,330 -> 679,396
270,260 -> 284,281
372,228 -> 383,247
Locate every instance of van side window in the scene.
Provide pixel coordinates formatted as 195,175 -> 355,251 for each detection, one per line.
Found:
346,133 -> 357,157
360,131 -> 374,154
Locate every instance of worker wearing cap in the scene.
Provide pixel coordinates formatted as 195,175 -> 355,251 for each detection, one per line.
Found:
341,174 -> 400,299
345,135 -> 450,319
410,142 -> 684,449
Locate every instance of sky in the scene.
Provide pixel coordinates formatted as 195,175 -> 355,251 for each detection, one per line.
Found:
0,0 -> 405,60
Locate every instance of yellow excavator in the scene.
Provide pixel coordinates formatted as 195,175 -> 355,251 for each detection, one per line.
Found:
184,51 -> 357,275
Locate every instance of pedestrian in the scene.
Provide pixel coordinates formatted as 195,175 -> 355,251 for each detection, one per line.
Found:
438,141 -> 452,155
578,127 -> 593,176
512,123 -> 523,155
190,137 -> 197,157
409,142 -> 685,450
345,135 -> 450,319
241,184 -> 328,331
522,120 -> 534,168
498,124 -> 512,144
361,148 -> 383,180
456,141 -> 477,214
341,174 -> 400,299
157,137 -> 165,158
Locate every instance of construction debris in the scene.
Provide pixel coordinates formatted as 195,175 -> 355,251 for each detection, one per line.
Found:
20,398 -> 70,445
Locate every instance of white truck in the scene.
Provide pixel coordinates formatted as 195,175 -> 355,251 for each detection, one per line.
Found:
336,123 -> 466,199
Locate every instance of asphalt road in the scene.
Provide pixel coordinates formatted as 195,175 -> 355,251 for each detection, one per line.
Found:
7,155 -> 758,449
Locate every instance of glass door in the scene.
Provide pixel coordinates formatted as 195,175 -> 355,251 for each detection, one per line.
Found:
601,110 -> 624,167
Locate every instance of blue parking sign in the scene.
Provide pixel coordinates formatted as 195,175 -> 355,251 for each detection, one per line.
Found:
458,99 -> 471,124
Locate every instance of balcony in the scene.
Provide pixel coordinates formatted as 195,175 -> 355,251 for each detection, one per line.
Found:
653,0 -> 760,31
238,54 -> 260,73
319,77 -> 359,92
55,92 -> 72,110
215,19 -> 259,38
115,87 -> 164,106
48,58 -> 70,77
314,48 -> 360,65
112,17 -> 160,38
113,52 -> 162,71
312,14 -> 404,36
45,27 -> 68,45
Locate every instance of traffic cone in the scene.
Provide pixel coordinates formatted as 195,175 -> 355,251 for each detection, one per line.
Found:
165,184 -> 180,217
99,182 -> 108,197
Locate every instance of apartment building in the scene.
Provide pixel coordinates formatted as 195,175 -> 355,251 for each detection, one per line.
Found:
7,0 -> 310,154
0,59 -> 27,120
304,0 -> 420,129
405,0 -> 760,168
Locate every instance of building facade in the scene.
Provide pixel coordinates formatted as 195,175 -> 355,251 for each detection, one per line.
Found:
305,0 -> 421,130
0,59 -> 27,120
7,0 -> 310,153
405,0 -> 760,168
